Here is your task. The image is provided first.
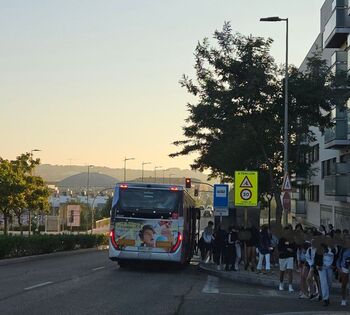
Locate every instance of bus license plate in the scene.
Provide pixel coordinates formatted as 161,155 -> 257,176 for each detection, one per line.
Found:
138,252 -> 152,259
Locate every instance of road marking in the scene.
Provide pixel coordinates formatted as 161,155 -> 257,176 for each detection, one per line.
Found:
24,281 -> 53,291
202,275 -> 219,294
92,266 -> 105,271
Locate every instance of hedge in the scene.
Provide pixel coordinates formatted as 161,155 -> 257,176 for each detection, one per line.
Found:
0,234 -> 109,259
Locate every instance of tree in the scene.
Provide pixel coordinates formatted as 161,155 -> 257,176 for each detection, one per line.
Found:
0,153 -> 50,235
95,196 -> 112,220
171,23 -> 349,225
0,159 -> 21,234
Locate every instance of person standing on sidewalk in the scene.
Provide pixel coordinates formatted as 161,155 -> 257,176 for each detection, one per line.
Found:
297,240 -> 310,299
257,225 -> 273,274
244,225 -> 259,272
202,221 -> 214,262
316,240 -> 334,306
337,239 -> 350,306
213,223 -> 227,271
278,226 -> 296,292
225,226 -> 238,271
306,239 -> 321,301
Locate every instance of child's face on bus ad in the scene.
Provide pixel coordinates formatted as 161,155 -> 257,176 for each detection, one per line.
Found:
142,228 -> 155,247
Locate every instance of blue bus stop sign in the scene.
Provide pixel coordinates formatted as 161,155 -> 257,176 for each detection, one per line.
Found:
213,184 -> 229,216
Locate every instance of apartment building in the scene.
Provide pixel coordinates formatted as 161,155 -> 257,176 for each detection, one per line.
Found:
292,0 -> 350,229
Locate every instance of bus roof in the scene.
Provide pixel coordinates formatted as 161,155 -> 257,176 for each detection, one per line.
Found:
115,182 -> 185,191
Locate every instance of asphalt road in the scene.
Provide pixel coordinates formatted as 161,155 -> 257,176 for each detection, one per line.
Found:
1,249 -> 350,315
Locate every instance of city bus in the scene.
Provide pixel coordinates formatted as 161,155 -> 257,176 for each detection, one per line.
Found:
109,182 -> 200,267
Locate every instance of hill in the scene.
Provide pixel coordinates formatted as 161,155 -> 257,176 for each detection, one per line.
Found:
36,164 -> 211,184
58,172 -> 119,189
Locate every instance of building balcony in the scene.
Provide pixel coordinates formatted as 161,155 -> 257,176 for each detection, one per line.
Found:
324,174 -> 350,196
324,118 -> 350,148
291,200 -> 306,217
324,0 -> 350,48
335,162 -> 350,173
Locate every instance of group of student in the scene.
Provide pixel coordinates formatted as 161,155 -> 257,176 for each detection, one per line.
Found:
198,221 -> 350,307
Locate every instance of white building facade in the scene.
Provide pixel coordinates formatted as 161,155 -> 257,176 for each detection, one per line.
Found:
292,0 -> 350,229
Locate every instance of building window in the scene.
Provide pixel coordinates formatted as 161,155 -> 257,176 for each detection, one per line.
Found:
322,161 -> 325,179
323,157 -> 337,176
309,144 -> 320,163
308,185 -> 320,202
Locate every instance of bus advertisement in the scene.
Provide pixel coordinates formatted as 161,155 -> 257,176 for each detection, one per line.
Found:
109,183 -> 199,267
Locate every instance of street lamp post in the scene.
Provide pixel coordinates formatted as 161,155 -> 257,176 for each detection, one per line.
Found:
123,157 -> 135,181
260,16 -> 289,224
141,162 -> 151,182
154,166 -> 162,183
87,164 -> 93,233
28,149 -> 41,236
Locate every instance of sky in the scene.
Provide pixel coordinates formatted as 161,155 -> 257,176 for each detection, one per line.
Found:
0,0 -> 325,171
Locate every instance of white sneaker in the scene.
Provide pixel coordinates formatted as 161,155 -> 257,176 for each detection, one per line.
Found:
299,293 -> 308,299
288,285 -> 294,293
216,265 -> 221,271
279,283 -> 284,291
341,300 -> 347,306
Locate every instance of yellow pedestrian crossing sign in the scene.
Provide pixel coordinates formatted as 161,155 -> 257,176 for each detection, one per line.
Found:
235,171 -> 258,207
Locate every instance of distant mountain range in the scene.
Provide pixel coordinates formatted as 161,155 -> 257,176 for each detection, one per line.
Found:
36,164 -> 211,185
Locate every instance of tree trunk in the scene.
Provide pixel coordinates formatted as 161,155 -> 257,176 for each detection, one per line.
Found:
274,190 -> 283,226
267,162 -> 283,227
3,214 -> 8,235
17,215 -> 23,236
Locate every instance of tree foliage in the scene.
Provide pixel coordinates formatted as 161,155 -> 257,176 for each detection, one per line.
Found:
0,153 -> 50,235
171,23 -> 350,225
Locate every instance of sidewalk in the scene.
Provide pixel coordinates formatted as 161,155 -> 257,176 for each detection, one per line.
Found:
199,261 -> 342,294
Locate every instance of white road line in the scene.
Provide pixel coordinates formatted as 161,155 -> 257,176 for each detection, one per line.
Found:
24,281 -> 53,291
202,275 -> 219,294
92,266 -> 105,271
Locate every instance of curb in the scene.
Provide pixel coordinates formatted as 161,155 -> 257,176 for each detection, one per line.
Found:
199,263 -> 289,289
0,246 -> 108,267
199,263 -> 343,295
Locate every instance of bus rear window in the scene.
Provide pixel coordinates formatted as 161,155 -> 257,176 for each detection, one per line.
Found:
117,188 -> 181,212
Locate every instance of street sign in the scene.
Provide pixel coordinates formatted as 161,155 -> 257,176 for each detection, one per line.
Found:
282,191 -> 291,211
213,184 -> 229,216
282,173 -> 292,192
66,205 -> 81,227
234,171 -> 258,207
214,207 -> 229,216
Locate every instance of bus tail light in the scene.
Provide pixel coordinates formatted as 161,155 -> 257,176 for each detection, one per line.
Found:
170,232 -> 182,253
110,229 -> 120,250
170,187 -> 178,191
120,184 -> 128,189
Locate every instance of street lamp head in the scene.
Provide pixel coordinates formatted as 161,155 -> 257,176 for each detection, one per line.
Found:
142,161 -> 151,166
260,16 -> 283,22
31,149 -> 41,154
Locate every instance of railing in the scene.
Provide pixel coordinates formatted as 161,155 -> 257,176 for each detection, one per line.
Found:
325,118 -> 348,143
324,174 -> 350,196
336,162 -> 350,174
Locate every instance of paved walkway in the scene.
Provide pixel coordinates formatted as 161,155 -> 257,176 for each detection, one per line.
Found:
199,261 -> 343,294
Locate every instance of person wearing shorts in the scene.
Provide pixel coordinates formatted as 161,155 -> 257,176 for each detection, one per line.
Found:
278,227 -> 296,292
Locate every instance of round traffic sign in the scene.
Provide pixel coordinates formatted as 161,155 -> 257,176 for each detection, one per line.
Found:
240,189 -> 252,200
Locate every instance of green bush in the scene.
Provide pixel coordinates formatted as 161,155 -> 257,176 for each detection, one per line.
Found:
0,234 -> 108,259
